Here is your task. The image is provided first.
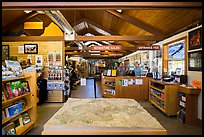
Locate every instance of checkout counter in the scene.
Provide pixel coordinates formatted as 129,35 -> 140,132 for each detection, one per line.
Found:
101,76 -> 151,100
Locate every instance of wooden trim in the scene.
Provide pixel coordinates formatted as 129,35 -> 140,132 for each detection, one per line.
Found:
2,36 -> 64,41
2,2 -> 202,10
106,10 -> 166,36
73,36 -> 164,41
162,36 -> 187,76
65,47 -> 136,51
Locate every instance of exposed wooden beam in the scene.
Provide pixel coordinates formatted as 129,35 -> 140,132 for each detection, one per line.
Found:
106,10 -> 166,36
72,35 -> 164,41
3,11 -> 39,33
75,18 -> 140,46
2,2 -> 202,10
65,46 -> 135,51
2,36 -> 64,41
65,52 -> 125,55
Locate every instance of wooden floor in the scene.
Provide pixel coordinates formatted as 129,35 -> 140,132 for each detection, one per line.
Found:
26,78 -> 202,135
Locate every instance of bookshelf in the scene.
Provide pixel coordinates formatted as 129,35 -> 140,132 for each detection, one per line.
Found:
2,71 -> 38,135
177,86 -> 201,125
101,76 -> 116,98
149,79 -> 179,116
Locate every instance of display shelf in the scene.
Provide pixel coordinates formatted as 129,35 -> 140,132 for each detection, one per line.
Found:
103,92 -> 116,98
150,86 -> 164,93
2,106 -> 33,124
149,100 -> 165,113
16,121 -> 35,135
2,76 -> 32,83
2,93 -> 31,106
150,93 -> 164,102
2,71 -> 38,135
103,84 -> 115,88
149,79 -> 179,116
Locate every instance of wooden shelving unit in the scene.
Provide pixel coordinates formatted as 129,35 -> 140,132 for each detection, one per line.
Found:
101,76 -> 150,99
101,76 -> 116,98
149,79 -> 179,116
2,71 -> 38,135
177,85 -> 201,125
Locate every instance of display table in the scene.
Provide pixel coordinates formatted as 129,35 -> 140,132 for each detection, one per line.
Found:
42,98 -> 167,135
101,76 -> 151,100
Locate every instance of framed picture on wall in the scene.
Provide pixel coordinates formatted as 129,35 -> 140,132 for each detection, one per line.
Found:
24,44 -> 38,54
188,27 -> 202,50
188,50 -> 202,71
2,45 -> 9,61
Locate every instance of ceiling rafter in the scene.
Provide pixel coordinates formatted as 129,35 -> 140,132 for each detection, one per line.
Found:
106,10 -> 167,37
70,35 -> 164,41
72,18 -> 140,46
2,11 -> 39,33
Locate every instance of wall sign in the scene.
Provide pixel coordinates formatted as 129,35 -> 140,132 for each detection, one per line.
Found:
137,45 -> 160,50
135,79 -> 143,85
91,45 -> 122,51
18,46 -> 24,53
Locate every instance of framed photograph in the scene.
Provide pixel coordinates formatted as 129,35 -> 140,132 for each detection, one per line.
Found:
188,50 -> 202,71
188,27 -> 202,50
24,44 -> 38,54
2,45 -> 9,61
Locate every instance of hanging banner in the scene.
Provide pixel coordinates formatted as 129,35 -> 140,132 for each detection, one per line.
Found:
91,45 -> 122,51
137,45 -> 160,50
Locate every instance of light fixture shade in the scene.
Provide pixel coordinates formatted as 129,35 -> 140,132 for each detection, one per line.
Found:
24,22 -> 43,29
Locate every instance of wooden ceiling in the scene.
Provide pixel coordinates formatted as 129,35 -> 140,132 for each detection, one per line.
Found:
2,2 -> 202,59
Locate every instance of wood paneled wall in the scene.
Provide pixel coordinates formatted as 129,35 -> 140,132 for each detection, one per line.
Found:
2,41 -> 64,66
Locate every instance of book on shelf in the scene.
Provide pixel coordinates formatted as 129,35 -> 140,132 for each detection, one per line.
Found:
2,90 -> 7,102
21,112 -> 31,125
5,80 -> 23,99
4,82 -> 14,99
5,103 -> 23,118
2,110 -> 6,122
2,122 -> 16,135
107,69 -> 111,76
21,81 -> 30,94
111,69 -> 116,77
13,98 -> 27,110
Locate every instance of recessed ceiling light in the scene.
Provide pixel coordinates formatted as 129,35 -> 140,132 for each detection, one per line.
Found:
116,10 -> 122,13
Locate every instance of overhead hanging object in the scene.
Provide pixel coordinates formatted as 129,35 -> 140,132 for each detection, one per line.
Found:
44,10 -> 75,40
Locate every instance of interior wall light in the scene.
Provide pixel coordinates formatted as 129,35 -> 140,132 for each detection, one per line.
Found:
116,10 -> 123,13
24,10 -> 32,14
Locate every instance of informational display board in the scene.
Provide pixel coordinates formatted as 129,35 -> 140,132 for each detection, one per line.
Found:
135,79 -> 143,85
80,78 -> 86,86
